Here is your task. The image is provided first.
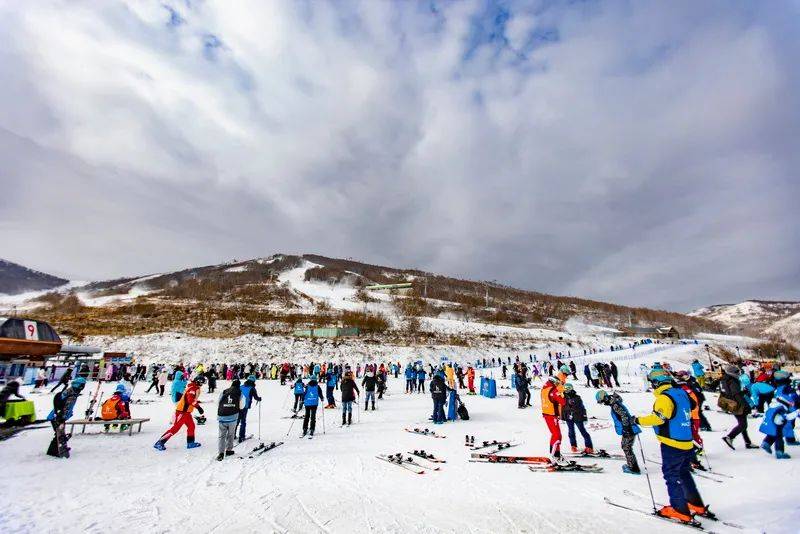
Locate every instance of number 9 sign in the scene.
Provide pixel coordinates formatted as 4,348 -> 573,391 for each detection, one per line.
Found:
23,320 -> 39,341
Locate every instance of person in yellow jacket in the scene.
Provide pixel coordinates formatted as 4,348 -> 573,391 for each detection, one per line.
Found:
636,368 -> 711,525
445,365 -> 456,389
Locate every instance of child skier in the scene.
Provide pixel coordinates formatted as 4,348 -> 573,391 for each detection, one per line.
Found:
100,384 -> 131,431
362,370 -> 377,411
154,376 -> 204,451
46,377 -> 86,458
541,376 -> 566,460
324,370 -> 338,408
467,366 -> 476,394
292,377 -> 305,413
562,383 -> 593,454
596,389 -> 641,474
238,375 -> 261,443
759,387 -> 799,459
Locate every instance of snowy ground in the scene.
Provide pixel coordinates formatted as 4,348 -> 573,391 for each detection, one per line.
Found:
2,345 -> 798,533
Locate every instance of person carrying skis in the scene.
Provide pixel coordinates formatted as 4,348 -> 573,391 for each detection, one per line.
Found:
759,386 -> 799,459
541,376 -> 566,460
362,370 -> 377,411
340,370 -> 359,426
596,389 -> 641,474
170,369 -> 187,403
154,376 -> 205,451
46,377 -> 86,458
562,383 -> 594,454
238,375 -> 261,443
216,379 -> 242,460
292,377 -> 305,413
301,375 -> 324,437
635,368 -> 710,524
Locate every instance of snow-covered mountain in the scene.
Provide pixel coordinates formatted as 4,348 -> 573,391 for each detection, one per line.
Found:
0,258 -> 68,295
690,300 -> 800,345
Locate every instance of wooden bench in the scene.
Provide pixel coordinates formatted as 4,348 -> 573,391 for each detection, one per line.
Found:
66,418 -> 150,436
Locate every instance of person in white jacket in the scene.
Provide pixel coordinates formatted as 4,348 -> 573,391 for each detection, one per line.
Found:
157,369 -> 168,397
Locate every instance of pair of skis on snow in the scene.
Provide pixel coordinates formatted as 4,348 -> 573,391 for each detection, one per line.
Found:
468,452 -> 603,473
464,435 -> 520,454
405,428 -> 446,439
376,453 -> 441,474
239,441 -> 284,459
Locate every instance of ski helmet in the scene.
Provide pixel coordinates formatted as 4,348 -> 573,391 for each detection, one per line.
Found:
647,368 -> 672,386
774,370 -> 791,381
595,390 -> 609,404
115,384 -> 126,393
559,365 -> 570,374
563,383 -> 574,392
247,375 -> 256,382
71,377 -> 87,390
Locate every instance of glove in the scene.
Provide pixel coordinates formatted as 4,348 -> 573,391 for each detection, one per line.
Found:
196,405 -> 204,415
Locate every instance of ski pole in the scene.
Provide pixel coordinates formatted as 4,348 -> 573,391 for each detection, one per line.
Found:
285,410 -> 298,437
321,402 -> 326,435
258,400 -> 262,442
637,434 -> 658,513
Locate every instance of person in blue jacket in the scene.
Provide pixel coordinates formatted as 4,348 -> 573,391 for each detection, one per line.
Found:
47,377 -> 86,457
772,371 -> 799,445
750,380 -> 775,414
405,364 -> 416,393
238,375 -> 261,442
302,375 -> 324,437
759,388 -> 799,459
324,371 -> 338,409
596,389 -> 641,474
292,377 -> 305,413
171,370 -> 187,403
690,359 -> 706,389
417,366 -> 427,394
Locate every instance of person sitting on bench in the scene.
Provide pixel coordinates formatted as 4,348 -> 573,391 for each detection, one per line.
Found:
101,385 -> 131,431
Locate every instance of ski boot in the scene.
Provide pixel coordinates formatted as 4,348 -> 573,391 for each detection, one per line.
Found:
225,450 -> 235,456
785,438 -> 799,446
656,506 -> 695,525
721,436 -> 735,450
570,446 -> 579,453
342,414 -> 347,426
622,465 -> 640,475
216,453 -> 224,461
187,441 -> 202,449
153,441 -> 166,451
347,413 -> 352,426
301,430 -> 307,438
744,442 -> 759,449
776,451 -> 791,459
583,447 -> 594,455
760,442 -> 773,454
688,503 -> 716,520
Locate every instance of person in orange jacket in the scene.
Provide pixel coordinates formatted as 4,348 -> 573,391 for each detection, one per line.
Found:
541,376 -> 567,461
154,376 -> 205,451
466,366 -> 476,394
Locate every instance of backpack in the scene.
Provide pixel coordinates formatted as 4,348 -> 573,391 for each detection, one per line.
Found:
218,389 -> 241,417
457,402 -> 470,420
101,397 -> 118,420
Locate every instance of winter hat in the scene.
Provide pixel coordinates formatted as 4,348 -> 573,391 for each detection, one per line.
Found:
563,383 -> 574,392
724,364 -> 741,377
231,379 -> 241,388
773,370 -> 791,381
247,375 -> 256,382
595,390 -> 609,404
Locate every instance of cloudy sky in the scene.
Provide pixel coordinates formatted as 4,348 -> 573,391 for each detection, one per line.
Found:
1,0 -> 799,311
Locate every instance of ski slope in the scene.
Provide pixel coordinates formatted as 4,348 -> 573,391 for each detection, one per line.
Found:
1,347 -> 798,533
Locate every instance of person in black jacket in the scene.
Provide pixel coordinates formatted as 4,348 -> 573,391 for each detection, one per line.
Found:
362,371 -> 377,411
0,379 -> 25,417
719,365 -> 757,450
562,384 -> 594,453
50,367 -> 73,393
430,371 -> 450,424
339,371 -> 360,426
609,361 -> 620,387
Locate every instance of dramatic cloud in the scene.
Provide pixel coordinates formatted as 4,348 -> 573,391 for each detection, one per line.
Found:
1,0 -> 799,311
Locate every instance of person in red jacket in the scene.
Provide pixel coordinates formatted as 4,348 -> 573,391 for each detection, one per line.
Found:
154,376 -> 205,451
541,376 -> 567,461
467,366 -> 476,394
